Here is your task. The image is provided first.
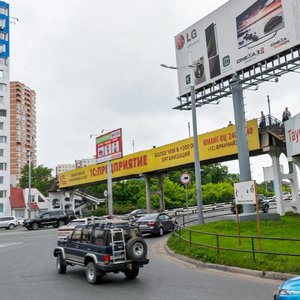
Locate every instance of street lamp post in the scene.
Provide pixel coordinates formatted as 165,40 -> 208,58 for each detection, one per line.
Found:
28,151 -> 32,219
161,62 -> 204,224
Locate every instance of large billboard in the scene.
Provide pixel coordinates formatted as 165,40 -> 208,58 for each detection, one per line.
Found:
175,0 -> 300,96
59,119 -> 260,188
285,113 -> 300,157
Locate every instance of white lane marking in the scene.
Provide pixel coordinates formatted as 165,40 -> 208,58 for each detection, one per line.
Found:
0,242 -> 23,248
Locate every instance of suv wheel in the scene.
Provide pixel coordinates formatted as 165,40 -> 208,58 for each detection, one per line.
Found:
58,220 -> 65,227
32,222 -> 39,230
86,262 -> 101,284
57,253 -> 67,274
124,267 -> 139,279
126,237 -> 147,261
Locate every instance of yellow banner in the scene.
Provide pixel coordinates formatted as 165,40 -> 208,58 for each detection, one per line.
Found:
59,119 -> 260,188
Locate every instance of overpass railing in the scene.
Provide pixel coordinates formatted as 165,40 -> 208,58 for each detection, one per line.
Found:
257,114 -> 284,138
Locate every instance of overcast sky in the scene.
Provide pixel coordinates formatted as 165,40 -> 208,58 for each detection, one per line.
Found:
7,0 -> 300,181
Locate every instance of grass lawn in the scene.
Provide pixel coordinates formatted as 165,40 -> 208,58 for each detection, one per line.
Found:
167,213 -> 300,274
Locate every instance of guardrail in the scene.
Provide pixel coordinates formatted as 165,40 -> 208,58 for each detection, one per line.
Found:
166,202 -> 232,216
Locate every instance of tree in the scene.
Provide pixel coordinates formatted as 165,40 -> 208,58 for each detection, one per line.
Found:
19,164 -> 54,196
201,163 -> 231,184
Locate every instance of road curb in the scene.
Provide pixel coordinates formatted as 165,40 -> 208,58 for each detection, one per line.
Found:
163,242 -> 296,281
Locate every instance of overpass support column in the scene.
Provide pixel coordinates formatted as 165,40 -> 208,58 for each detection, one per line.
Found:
143,174 -> 152,213
158,174 -> 165,212
269,149 -> 284,215
231,74 -> 254,213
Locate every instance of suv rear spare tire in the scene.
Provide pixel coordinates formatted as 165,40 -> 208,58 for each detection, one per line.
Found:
126,237 -> 147,261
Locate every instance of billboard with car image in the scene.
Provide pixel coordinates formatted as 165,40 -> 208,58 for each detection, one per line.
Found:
174,0 -> 300,96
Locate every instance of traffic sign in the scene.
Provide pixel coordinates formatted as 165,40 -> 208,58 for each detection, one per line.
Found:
180,172 -> 191,185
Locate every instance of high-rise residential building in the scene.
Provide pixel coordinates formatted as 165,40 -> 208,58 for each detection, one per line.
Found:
10,81 -> 37,187
0,1 -> 9,216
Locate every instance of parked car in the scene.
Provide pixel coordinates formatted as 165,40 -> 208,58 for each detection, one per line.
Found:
231,194 -> 269,214
127,209 -> 147,220
274,276 -> 300,299
57,216 -> 110,240
53,218 -> 149,284
273,192 -> 292,202
0,216 -> 19,230
23,209 -> 76,230
135,213 -> 177,236
16,217 -> 25,226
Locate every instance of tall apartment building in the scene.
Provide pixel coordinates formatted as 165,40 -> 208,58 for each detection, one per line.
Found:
10,81 -> 37,187
0,1 -> 10,216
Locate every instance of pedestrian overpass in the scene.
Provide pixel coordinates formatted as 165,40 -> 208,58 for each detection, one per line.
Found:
56,116 -> 299,215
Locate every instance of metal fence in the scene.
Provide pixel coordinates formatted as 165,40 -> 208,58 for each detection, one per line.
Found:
173,223 -> 300,262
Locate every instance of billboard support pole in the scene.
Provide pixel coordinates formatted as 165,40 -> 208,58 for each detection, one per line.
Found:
191,83 -> 204,224
230,74 -> 255,214
160,58 -> 204,224
189,58 -> 204,224
107,160 -> 113,215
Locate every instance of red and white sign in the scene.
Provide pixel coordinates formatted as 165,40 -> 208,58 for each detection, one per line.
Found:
285,113 -> 300,158
96,129 -> 123,164
180,172 -> 191,185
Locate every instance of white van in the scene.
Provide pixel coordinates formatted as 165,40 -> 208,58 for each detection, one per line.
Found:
0,216 -> 19,229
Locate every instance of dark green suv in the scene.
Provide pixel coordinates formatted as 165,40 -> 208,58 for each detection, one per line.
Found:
53,218 -> 149,284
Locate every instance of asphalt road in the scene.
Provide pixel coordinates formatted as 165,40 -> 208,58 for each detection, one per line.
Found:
0,226 -> 281,300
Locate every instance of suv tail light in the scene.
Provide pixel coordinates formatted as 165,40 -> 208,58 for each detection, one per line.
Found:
147,221 -> 156,227
104,254 -> 110,265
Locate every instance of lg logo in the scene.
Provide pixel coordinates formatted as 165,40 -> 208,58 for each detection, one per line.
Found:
176,29 -> 197,50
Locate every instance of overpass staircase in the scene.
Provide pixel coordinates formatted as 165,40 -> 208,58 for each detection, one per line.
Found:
258,114 -> 286,152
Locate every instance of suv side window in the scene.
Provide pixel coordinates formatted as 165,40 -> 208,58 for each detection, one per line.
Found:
41,213 -> 50,219
82,227 -> 92,243
50,211 -> 63,216
71,227 -> 82,242
93,229 -> 105,245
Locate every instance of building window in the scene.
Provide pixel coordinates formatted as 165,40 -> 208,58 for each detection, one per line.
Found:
0,109 -> 6,117
0,19 -> 5,29
0,58 -> 7,65
0,8 -> 8,16
0,96 -> 3,103
0,33 -> 7,41
0,190 -> 6,198
0,122 -> 3,129
0,44 -> 5,53
0,163 -> 7,170
0,176 -> 3,184
0,136 -> 7,143
38,195 -> 45,202
0,203 -> 3,213
0,83 -> 6,91
0,149 -> 3,156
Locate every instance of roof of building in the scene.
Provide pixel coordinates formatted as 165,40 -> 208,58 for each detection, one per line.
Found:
10,186 -> 26,208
